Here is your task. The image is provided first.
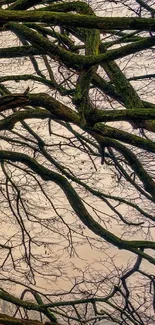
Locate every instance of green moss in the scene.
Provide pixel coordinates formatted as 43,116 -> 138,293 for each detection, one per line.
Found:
1,11 -> 155,31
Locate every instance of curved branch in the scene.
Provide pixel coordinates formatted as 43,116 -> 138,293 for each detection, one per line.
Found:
4,22 -> 155,69
90,130 -> 155,200
0,149 -> 155,264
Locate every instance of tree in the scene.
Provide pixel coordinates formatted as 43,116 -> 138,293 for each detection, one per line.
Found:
0,0 -> 155,323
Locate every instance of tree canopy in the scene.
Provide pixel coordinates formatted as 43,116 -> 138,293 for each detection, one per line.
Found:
0,0 -> 155,324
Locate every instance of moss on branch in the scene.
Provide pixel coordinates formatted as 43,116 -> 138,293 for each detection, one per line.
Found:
1,11 -> 155,31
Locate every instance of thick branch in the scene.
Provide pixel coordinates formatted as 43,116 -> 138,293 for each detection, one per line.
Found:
1,11 -> 155,31
88,108 -> 155,124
